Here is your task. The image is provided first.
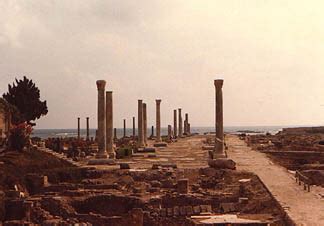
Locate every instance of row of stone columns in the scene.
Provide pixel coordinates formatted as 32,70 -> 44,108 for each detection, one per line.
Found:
77,117 -> 90,141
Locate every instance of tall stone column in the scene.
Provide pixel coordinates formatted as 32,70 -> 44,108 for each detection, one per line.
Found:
178,108 -> 183,138
214,79 -> 224,155
138,100 -> 144,147
96,80 -> 108,158
106,91 -> 115,159
173,109 -> 177,138
143,103 -> 147,145
77,117 -> 80,140
86,117 -> 90,141
155,99 -> 162,142
114,128 -> 117,141
151,126 -> 154,138
123,119 -> 126,138
132,116 -> 135,139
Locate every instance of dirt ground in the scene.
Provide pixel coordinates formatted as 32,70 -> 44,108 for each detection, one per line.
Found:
226,134 -> 324,226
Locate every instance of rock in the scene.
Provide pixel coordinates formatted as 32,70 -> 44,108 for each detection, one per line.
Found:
150,180 -> 162,188
208,159 -> 236,170
120,163 -> 130,169
161,178 -> 174,188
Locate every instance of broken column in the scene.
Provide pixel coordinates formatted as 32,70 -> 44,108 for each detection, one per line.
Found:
143,103 -> 147,145
156,99 -> 162,142
178,108 -> 183,138
96,80 -> 108,158
214,79 -> 224,157
123,119 -> 126,138
114,128 -> 117,141
77,117 -> 80,140
86,117 -> 90,141
132,116 -> 135,139
173,109 -> 177,138
138,100 -> 145,147
106,91 -> 115,159
168,125 -> 172,140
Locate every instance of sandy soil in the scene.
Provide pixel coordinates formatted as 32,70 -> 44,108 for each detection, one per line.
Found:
226,134 -> 324,226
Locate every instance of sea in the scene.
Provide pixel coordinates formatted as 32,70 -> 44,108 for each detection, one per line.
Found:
31,126 -> 284,139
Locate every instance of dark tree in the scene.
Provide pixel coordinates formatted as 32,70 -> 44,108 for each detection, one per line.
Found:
3,76 -> 48,126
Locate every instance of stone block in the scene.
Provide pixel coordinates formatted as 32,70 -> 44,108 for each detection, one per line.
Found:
88,159 -> 116,165
208,159 -> 236,170
173,206 -> 179,216
193,206 -> 201,214
177,179 -> 189,194
153,142 -> 168,147
167,208 -> 173,216
179,206 -> 186,216
120,163 -> 130,169
160,208 -> 166,217
185,206 -> 193,216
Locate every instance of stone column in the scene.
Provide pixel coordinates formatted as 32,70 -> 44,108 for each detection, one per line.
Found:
114,128 -> 117,141
143,103 -> 147,145
185,113 -> 189,134
138,100 -> 144,147
132,116 -> 136,139
106,91 -> 115,159
123,119 -> 126,138
86,117 -> 90,141
173,109 -> 177,138
214,79 -> 224,155
155,99 -> 162,142
77,117 -> 80,140
168,125 -> 172,140
188,123 -> 191,134
96,80 -> 108,158
178,108 -> 183,138
151,126 -> 154,138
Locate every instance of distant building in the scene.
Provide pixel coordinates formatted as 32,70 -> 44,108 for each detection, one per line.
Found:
0,98 -> 11,139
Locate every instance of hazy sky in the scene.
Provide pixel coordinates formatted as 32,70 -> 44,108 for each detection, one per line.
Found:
1,0 -> 324,129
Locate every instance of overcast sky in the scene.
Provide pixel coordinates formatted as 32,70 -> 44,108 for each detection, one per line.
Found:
1,0 -> 324,129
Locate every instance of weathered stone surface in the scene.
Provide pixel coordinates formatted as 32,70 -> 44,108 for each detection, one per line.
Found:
153,142 -> 167,147
177,179 -> 189,194
208,159 -> 236,170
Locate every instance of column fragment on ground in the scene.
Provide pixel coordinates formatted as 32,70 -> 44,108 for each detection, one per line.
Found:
106,91 -> 115,159
86,117 -> 90,141
214,79 -> 224,156
96,80 -> 108,158
173,109 -> 177,138
155,99 -> 162,142
178,108 -> 183,138
137,100 -> 145,147
143,103 -> 147,145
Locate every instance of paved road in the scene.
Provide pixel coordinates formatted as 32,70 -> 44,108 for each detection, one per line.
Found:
226,134 -> 324,226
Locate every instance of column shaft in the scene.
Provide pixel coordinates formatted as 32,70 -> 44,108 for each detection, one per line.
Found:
86,117 -> 89,141
143,103 -> 147,145
77,117 -> 80,140
96,80 -> 107,158
106,91 -> 114,158
156,100 -> 162,142
173,110 -> 177,138
178,108 -> 183,137
138,100 -> 144,146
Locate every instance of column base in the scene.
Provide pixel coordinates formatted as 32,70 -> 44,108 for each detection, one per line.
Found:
108,152 -> 116,159
95,152 -> 108,159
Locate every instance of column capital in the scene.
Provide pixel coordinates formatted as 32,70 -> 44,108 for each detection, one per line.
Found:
106,91 -> 112,94
214,79 -> 224,88
156,99 -> 161,104
96,80 -> 106,90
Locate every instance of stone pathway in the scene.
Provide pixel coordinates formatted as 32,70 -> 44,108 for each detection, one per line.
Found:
226,134 -> 324,226
121,135 -> 209,169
